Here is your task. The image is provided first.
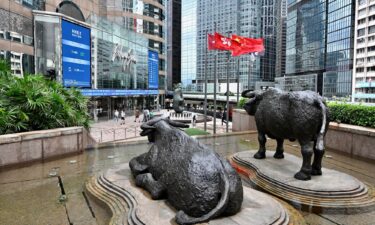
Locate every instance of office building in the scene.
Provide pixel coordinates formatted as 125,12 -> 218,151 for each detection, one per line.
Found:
166,0 -> 181,90
275,0 -> 287,78
0,0 -> 166,119
283,0 -> 354,97
181,0 -> 278,93
353,0 -> 375,103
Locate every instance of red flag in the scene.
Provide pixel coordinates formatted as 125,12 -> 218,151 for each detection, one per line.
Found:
213,32 -> 239,51
231,34 -> 265,56
207,33 -> 216,50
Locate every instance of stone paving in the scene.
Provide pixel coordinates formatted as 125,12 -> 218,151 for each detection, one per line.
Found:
90,109 -> 232,142
0,133 -> 374,225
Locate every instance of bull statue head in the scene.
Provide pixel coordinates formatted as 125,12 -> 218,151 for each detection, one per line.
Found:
140,117 -> 189,142
241,90 -> 263,116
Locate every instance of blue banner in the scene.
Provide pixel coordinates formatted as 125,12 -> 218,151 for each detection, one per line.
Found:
61,19 -> 91,88
148,50 -> 159,89
80,89 -> 159,97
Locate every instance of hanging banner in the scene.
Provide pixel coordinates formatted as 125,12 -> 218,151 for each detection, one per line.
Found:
61,19 -> 91,88
148,50 -> 159,89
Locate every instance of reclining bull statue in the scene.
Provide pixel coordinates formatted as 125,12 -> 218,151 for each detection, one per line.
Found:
242,88 -> 329,181
129,117 -> 243,225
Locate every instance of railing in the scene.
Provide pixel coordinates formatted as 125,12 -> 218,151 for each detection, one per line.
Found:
90,127 -> 141,143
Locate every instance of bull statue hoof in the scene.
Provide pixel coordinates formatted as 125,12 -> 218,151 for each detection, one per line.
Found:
242,88 -> 330,181
273,151 -> 284,159
311,168 -> 322,176
294,171 -> 311,181
253,151 -> 266,159
130,117 -> 243,225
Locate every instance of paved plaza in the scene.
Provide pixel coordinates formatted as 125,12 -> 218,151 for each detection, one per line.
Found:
0,133 -> 374,225
89,109 -> 232,142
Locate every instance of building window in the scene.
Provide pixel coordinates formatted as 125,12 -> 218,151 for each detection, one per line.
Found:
369,25 -> 375,34
358,9 -> 366,17
357,37 -> 366,44
358,18 -> 366,25
358,28 -> 366,37
357,48 -> 366,54
356,67 -> 364,73
368,46 -> 375,52
358,0 -> 366,6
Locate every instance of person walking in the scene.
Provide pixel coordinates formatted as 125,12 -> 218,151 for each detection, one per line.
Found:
134,108 -> 141,123
120,110 -> 126,125
114,109 -> 119,122
192,113 -> 197,127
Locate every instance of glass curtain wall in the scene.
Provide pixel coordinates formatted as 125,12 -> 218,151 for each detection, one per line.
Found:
181,0 -> 197,92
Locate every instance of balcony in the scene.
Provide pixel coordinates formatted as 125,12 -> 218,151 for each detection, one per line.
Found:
353,92 -> 375,99
355,81 -> 374,88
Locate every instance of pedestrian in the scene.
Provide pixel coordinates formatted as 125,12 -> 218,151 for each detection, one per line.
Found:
135,108 -> 141,123
192,113 -> 197,127
114,109 -> 119,122
222,109 -> 226,125
120,110 -> 126,125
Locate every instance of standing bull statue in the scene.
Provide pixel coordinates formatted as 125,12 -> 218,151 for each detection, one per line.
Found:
129,117 -> 243,225
173,87 -> 185,114
242,88 -> 329,181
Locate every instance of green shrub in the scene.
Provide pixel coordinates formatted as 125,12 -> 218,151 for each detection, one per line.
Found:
0,60 -> 90,135
184,128 -> 210,136
328,102 -> 375,128
237,97 -> 246,108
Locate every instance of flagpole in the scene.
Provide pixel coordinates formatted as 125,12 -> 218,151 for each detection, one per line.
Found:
204,29 -> 208,131
226,31 -> 231,133
236,57 -> 240,104
213,22 -> 217,134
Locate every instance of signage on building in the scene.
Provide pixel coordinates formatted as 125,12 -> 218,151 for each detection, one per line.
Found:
80,89 -> 158,96
61,19 -> 91,88
148,50 -> 159,89
111,43 -> 137,72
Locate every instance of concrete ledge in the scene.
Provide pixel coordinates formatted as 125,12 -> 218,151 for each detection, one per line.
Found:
0,127 -> 97,168
232,109 -> 375,160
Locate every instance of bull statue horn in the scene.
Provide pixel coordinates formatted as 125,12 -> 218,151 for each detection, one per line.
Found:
242,90 -> 255,98
167,119 -> 190,128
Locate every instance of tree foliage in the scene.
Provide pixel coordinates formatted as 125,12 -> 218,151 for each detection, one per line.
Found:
0,60 -> 90,135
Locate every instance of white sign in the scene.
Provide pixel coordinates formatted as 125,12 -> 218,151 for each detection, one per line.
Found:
111,43 -> 137,72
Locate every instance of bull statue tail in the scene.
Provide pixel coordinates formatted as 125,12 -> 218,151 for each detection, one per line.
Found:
316,99 -> 327,151
175,163 -> 230,225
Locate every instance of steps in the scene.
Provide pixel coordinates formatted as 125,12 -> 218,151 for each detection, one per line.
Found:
231,151 -> 375,213
85,163 -> 291,225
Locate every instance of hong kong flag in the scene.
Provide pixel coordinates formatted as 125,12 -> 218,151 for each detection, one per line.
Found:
231,34 -> 265,56
207,33 -> 216,50
207,32 -> 239,51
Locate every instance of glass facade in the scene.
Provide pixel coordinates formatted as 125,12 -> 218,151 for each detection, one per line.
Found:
286,0 -> 326,75
89,15 -> 149,90
193,0 -> 278,93
324,0 -> 354,98
286,0 -> 354,97
181,0 -> 197,92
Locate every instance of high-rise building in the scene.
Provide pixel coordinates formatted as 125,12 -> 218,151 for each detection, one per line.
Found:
166,0 -> 181,90
353,0 -> 375,103
283,0 -> 354,97
275,0 -> 287,78
180,0 -> 197,92
181,0 -> 278,93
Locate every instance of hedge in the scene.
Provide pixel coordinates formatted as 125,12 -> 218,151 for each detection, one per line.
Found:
237,96 -> 375,128
328,102 -> 375,129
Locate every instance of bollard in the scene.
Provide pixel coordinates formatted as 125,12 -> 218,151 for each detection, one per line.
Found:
100,130 -> 103,143
113,129 -> 115,141
135,127 -> 137,137
125,128 -> 127,139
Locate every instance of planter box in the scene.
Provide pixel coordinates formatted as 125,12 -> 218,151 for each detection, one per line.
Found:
232,109 -> 375,160
0,127 -> 97,168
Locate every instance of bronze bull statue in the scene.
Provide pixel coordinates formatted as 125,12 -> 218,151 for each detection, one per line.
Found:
242,88 -> 329,181
129,117 -> 243,225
